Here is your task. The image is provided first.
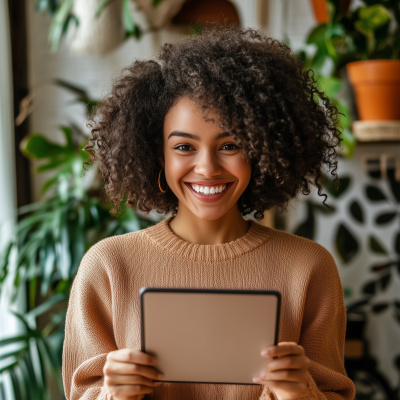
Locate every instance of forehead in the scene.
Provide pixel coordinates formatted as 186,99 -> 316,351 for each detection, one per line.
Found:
163,97 -> 223,135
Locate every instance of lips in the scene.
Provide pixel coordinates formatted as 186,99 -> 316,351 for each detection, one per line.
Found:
184,182 -> 234,203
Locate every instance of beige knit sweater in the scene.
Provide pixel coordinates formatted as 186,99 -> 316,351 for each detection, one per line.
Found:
62,216 -> 355,400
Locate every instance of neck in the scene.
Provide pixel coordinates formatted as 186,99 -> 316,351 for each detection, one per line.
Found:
169,204 -> 250,245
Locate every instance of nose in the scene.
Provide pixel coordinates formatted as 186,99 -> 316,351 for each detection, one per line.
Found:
193,149 -> 223,178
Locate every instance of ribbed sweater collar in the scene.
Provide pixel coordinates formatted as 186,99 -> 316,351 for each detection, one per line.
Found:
143,216 -> 274,263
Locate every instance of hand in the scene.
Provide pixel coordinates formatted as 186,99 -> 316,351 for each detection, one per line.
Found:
103,348 -> 164,400
252,342 -> 311,400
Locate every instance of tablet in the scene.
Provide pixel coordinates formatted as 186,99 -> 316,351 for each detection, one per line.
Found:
139,288 -> 281,385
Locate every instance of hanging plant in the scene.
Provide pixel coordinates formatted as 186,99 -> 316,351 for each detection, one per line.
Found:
34,0 -> 187,53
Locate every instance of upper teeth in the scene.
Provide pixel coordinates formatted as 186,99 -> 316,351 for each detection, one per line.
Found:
191,184 -> 227,195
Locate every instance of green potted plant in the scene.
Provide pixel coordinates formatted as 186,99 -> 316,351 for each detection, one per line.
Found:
0,81 -> 159,399
344,3 -> 400,120
298,0 -> 400,156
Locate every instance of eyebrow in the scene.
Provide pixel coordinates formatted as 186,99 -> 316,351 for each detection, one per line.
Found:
167,131 -> 231,141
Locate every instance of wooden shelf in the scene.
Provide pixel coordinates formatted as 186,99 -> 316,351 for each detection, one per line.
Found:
352,121 -> 400,142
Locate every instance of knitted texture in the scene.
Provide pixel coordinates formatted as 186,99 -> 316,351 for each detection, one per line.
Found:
62,217 -> 355,400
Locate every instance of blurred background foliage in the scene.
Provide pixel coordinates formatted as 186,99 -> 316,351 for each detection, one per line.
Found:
0,81 -> 160,400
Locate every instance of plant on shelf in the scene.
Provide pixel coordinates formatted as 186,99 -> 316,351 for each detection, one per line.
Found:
297,0 -> 400,156
0,81 -> 160,399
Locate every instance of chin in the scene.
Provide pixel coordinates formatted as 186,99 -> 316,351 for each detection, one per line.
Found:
191,208 -> 229,221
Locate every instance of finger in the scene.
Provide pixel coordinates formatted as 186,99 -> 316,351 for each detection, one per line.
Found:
108,384 -> 154,398
105,372 -> 163,387
108,349 -> 157,366
104,361 -> 164,380
259,369 -> 309,382
261,343 -> 304,358
255,379 -> 308,394
265,354 -> 310,372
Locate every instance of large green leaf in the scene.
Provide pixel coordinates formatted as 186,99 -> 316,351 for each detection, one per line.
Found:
48,0 -> 74,52
38,337 -> 63,392
317,75 -> 342,98
355,4 -> 391,55
122,0 -> 141,39
0,346 -> 28,362
356,4 -> 391,34
22,351 -> 42,400
60,126 -> 73,150
26,293 -> 67,320
306,24 -> 331,73
42,310 -> 67,337
54,79 -> 89,99
9,367 -> 23,400
325,23 -> 346,62
34,340 -> 48,398
95,0 -> 112,18
20,134 -> 65,159
0,333 -> 40,347
333,100 -> 351,129
40,236 -> 56,296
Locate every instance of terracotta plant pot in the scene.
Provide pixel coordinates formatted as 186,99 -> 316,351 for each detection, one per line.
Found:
346,60 -> 400,121
310,0 -> 351,23
172,0 -> 240,25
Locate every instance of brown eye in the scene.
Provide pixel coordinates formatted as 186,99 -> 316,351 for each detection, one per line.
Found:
221,144 -> 239,151
175,144 -> 194,151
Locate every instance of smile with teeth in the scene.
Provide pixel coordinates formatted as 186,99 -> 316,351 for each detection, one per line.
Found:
190,184 -> 228,195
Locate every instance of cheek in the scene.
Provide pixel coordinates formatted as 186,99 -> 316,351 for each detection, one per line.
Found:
164,152 -> 192,185
230,155 -> 251,186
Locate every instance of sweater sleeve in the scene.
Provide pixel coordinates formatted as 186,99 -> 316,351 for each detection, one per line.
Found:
293,248 -> 355,400
62,244 -> 118,400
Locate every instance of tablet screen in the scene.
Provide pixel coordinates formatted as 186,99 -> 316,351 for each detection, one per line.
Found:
140,288 -> 281,385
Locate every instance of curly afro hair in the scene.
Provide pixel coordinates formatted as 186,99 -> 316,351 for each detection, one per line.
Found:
85,24 -> 342,219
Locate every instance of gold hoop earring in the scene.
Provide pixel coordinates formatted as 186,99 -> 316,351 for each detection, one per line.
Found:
158,169 -> 167,193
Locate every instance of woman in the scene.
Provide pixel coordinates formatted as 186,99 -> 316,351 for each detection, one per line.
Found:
62,25 -> 355,400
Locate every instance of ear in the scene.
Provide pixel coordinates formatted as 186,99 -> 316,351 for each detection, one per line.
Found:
158,156 -> 165,169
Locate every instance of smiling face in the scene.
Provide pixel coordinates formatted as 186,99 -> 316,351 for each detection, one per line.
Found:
162,97 -> 251,221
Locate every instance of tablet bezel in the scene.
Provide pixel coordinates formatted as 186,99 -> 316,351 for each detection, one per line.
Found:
139,287 -> 281,385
